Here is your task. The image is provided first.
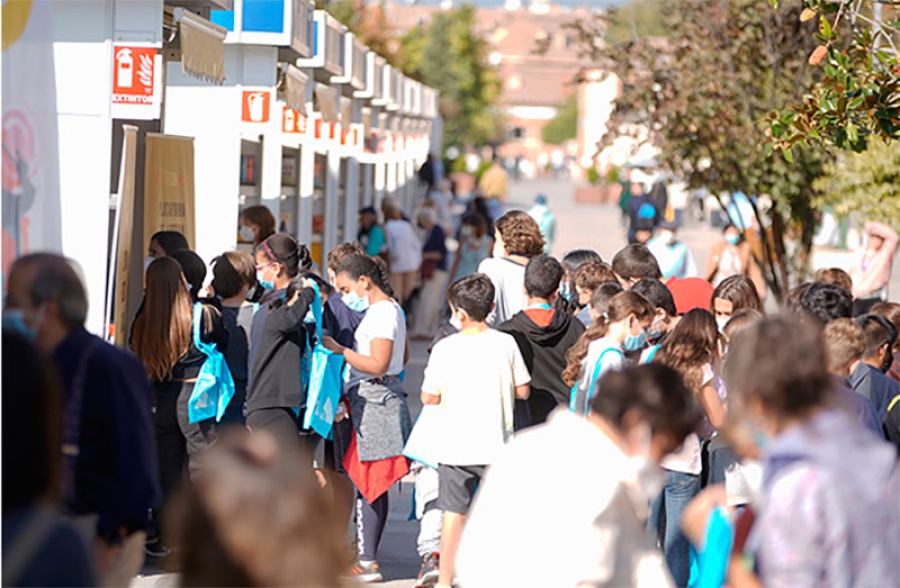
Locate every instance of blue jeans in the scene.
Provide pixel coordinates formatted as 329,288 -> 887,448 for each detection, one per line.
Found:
647,470 -> 701,587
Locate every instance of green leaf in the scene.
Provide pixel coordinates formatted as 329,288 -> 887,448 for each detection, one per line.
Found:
847,121 -> 858,144
819,15 -> 833,41
783,145 -> 795,163
768,0 -> 779,8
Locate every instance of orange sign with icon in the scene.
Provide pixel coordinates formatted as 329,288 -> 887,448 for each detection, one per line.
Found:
113,46 -> 156,103
282,107 -> 307,134
242,91 -> 271,123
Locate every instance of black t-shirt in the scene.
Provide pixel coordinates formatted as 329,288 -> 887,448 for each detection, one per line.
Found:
220,304 -> 254,383
423,225 -> 448,272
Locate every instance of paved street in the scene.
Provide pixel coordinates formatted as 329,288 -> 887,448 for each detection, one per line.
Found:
135,176 -> 899,588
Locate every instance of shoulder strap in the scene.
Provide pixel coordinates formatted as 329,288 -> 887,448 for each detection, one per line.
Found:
583,346 -> 625,415
309,281 -> 323,341
889,394 -> 900,413
192,302 -> 203,349
644,344 -> 661,364
62,338 -> 100,504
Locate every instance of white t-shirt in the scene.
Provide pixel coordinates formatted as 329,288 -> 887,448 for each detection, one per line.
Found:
576,337 -> 626,400
660,363 -> 717,475
346,299 -> 407,386
478,256 -> 527,326
422,329 -> 530,465
457,410 -> 674,588
385,219 -> 422,273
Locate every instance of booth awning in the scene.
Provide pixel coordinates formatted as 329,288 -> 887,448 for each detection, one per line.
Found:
314,84 -> 339,124
282,65 -> 308,115
174,8 -> 227,85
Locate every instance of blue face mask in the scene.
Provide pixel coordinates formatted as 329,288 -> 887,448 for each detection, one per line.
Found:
559,281 -> 575,303
3,308 -> 39,341
256,269 -> 275,291
646,327 -> 663,342
725,234 -> 740,246
623,328 -> 648,352
343,290 -> 369,312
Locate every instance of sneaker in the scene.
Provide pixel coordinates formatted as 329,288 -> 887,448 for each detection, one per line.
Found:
414,552 -> 440,587
349,560 -> 383,583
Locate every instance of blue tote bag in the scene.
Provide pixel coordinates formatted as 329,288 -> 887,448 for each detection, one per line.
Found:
303,283 -> 345,438
188,303 -> 236,424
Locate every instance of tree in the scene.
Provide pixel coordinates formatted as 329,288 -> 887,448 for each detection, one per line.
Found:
568,0 -> 832,300
604,0 -> 668,44
767,0 -> 900,152
541,96 -> 578,145
813,138 -> 900,230
401,5 -> 503,149
321,0 -> 404,68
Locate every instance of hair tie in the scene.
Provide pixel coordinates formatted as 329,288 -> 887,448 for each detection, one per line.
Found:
262,241 -> 278,263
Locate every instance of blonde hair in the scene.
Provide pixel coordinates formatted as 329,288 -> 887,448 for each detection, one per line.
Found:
823,318 -> 865,373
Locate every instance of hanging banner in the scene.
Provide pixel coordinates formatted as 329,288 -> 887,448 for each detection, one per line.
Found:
107,125 -> 138,346
2,0 -> 63,286
143,133 -> 196,254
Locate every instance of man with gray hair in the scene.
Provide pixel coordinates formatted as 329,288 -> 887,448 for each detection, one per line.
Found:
3,253 -> 159,585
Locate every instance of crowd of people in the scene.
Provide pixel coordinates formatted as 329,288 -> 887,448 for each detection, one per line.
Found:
3,183 -> 900,588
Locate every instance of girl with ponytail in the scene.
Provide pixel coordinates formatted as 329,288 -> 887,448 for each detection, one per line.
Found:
322,253 -> 411,580
245,234 -> 318,445
563,291 -> 655,414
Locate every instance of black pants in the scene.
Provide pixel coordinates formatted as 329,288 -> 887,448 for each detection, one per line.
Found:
356,490 -> 389,562
154,381 -> 187,506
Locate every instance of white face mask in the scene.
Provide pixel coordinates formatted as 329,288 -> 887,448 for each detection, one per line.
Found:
716,315 -> 730,333
449,313 -> 462,330
145,256 -> 155,272
493,241 -> 506,259
240,225 -> 256,242
661,230 -> 676,246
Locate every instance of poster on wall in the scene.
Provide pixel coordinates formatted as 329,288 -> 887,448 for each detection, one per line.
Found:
1,0 -> 63,286
143,133 -> 196,255
107,125 -> 138,346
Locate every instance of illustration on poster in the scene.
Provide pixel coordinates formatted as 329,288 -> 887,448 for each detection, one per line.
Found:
2,110 -> 38,259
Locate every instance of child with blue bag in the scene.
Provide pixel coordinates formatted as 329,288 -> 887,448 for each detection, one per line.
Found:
245,234 -> 317,448
563,291 -> 655,415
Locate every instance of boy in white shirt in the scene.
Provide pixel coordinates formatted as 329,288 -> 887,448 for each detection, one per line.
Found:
421,273 -> 531,588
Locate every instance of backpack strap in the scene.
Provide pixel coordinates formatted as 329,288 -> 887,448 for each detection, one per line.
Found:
192,302 -> 209,357
582,346 -> 625,415
62,338 -> 99,505
888,394 -> 900,413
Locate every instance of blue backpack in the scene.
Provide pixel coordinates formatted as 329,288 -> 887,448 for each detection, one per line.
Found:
633,200 -> 658,232
187,303 -> 236,424
302,282 -> 346,439
569,347 -> 624,416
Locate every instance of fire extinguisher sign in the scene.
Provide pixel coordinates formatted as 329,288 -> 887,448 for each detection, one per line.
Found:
111,44 -> 161,120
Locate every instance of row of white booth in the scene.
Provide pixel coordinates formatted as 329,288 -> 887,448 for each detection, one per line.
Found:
160,0 -> 441,269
